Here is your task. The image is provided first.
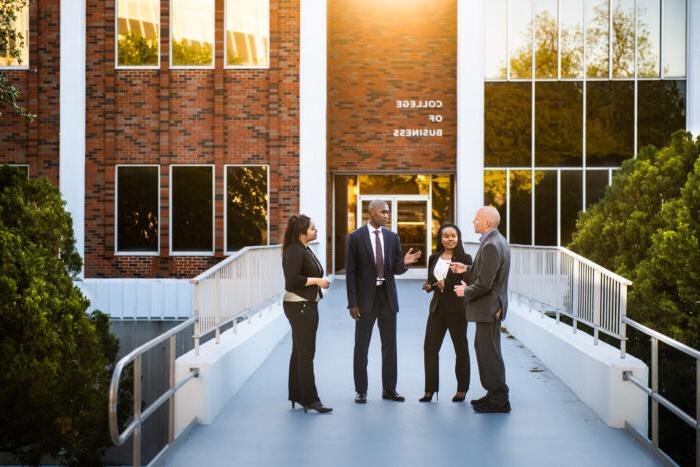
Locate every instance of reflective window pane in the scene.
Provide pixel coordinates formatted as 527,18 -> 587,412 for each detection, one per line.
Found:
585,0 -> 609,78
585,169 -> 609,208
662,0 -> 686,77
637,0 -> 660,77
510,170 -> 532,245
225,0 -> 269,67
171,0 -> 215,66
535,81 -> 583,166
485,0 -> 508,79
485,170 -> 507,237
560,170 -> 583,245
117,0 -> 159,67
117,166 -> 159,252
509,0 -> 533,79
485,82 -> 532,167
535,0 -> 558,79
611,0 -> 635,78
226,166 -> 268,251
560,0 -> 584,78
586,81 -> 633,166
171,166 -> 213,252
431,175 -> 455,251
638,80 -> 686,149
0,3 -> 29,67
358,174 -> 429,195
397,201 -> 428,268
534,170 -> 557,246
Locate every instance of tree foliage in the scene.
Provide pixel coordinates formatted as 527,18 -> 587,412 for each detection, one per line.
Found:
0,166 -> 120,466
117,32 -> 158,67
0,0 -> 33,120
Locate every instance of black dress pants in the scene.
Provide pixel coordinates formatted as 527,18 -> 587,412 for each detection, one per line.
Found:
423,305 -> 470,393
284,301 -> 320,406
474,321 -> 509,404
353,288 -> 397,394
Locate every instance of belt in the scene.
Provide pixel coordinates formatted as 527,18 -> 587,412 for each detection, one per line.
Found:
376,280 -> 385,287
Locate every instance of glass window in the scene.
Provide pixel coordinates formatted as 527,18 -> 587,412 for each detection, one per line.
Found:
534,170 -> 557,246
431,174 -> 455,250
485,82 -> 532,167
637,0 -> 660,77
0,2 -> 29,67
358,174 -> 429,195
484,170 -> 507,237
535,81 -> 583,166
638,80 -> 686,150
585,169 -> 609,208
585,0 -> 609,78
611,0 -> 635,78
560,0 -> 584,78
226,166 -> 268,252
171,166 -> 213,253
226,0 -> 269,67
586,81 -> 633,166
0,164 -> 29,180
662,0 -> 686,77
560,170 -> 583,245
171,0 -> 215,67
510,0 -> 533,79
534,0 -> 558,79
510,170 -> 532,245
117,166 -> 159,253
117,0 -> 159,67
485,0 -> 508,79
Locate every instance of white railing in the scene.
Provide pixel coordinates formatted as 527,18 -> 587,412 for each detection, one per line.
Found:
508,244 -> 632,357
190,244 -> 284,355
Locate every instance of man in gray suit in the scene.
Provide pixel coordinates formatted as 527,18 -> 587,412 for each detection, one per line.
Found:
453,206 -> 511,413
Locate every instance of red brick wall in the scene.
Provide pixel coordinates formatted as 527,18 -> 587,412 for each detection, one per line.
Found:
85,0 -> 300,278
328,0 -> 457,173
0,0 -> 60,183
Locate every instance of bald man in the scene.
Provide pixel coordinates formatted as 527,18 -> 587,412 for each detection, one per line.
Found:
453,206 -> 511,413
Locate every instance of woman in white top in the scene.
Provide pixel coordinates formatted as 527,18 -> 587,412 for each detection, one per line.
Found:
420,223 -> 473,402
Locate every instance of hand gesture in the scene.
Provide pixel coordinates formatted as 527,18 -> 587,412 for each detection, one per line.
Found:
422,281 -> 432,292
349,306 -> 361,320
318,278 -> 330,289
454,280 -> 467,297
404,248 -> 422,265
449,261 -> 468,274
436,279 -> 445,292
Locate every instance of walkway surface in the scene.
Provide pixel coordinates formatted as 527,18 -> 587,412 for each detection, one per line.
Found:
161,280 -> 658,467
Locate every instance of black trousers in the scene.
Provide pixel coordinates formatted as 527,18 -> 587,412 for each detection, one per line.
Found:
423,305 -> 470,393
474,321 -> 509,404
353,288 -> 397,393
283,301 -> 320,406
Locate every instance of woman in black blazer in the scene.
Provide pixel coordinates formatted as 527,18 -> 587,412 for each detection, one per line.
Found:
282,214 -> 332,414
420,223 -> 473,402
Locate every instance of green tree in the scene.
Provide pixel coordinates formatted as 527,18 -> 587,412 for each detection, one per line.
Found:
0,166 -> 120,466
0,0 -> 34,120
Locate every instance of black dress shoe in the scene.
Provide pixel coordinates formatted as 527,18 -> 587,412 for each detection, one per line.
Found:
470,394 -> 489,406
304,402 -> 333,414
473,400 -> 511,413
355,392 -> 367,404
382,390 -> 405,402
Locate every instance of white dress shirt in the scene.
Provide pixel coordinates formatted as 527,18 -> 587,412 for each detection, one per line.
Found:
433,256 -> 450,281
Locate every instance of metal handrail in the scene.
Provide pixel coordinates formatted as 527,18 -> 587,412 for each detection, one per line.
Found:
108,317 -> 198,467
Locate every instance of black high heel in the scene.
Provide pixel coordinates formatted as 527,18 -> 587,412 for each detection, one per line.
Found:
291,400 -> 303,409
419,392 -> 438,402
303,402 -> 333,413
452,392 -> 466,403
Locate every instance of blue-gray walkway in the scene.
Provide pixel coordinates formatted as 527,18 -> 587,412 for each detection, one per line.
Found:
161,280 -> 658,467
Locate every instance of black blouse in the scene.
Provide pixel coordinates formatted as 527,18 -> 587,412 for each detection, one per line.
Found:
282,242 -> 324,301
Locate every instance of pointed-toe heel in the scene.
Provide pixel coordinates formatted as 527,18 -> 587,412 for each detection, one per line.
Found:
419,392 -> 436,402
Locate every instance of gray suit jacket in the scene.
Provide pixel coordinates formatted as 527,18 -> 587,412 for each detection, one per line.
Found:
462,230 -> 511,323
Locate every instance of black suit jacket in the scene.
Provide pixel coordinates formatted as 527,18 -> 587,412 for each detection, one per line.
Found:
345,225 -> 407,313
425,251 -> 473,314
282,242 -> 324,301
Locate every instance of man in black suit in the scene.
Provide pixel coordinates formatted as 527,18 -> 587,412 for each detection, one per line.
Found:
453,206 -> 511,413
346,199 -> 422,403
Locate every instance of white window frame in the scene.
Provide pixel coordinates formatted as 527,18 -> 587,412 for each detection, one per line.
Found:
223,0 -> 271,69
169,0 -> 216,70
115,164 -> 161,256
115,0 -> 161,70
169,164 -> 215,256
224,164 -> 270,254
0,3 -> 30,71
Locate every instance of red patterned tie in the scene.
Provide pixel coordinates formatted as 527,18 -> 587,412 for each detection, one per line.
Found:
374,230 -> 384,279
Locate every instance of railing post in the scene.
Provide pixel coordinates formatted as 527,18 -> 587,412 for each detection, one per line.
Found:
572,261 -> 579,334
620,287 -> 627,359
193,283 -> 201,356
651,337 -> 659,448
215,276 -> 221,345
593,271 -> 601,345
168,335 -> 176,444
133,355 -> 142,467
